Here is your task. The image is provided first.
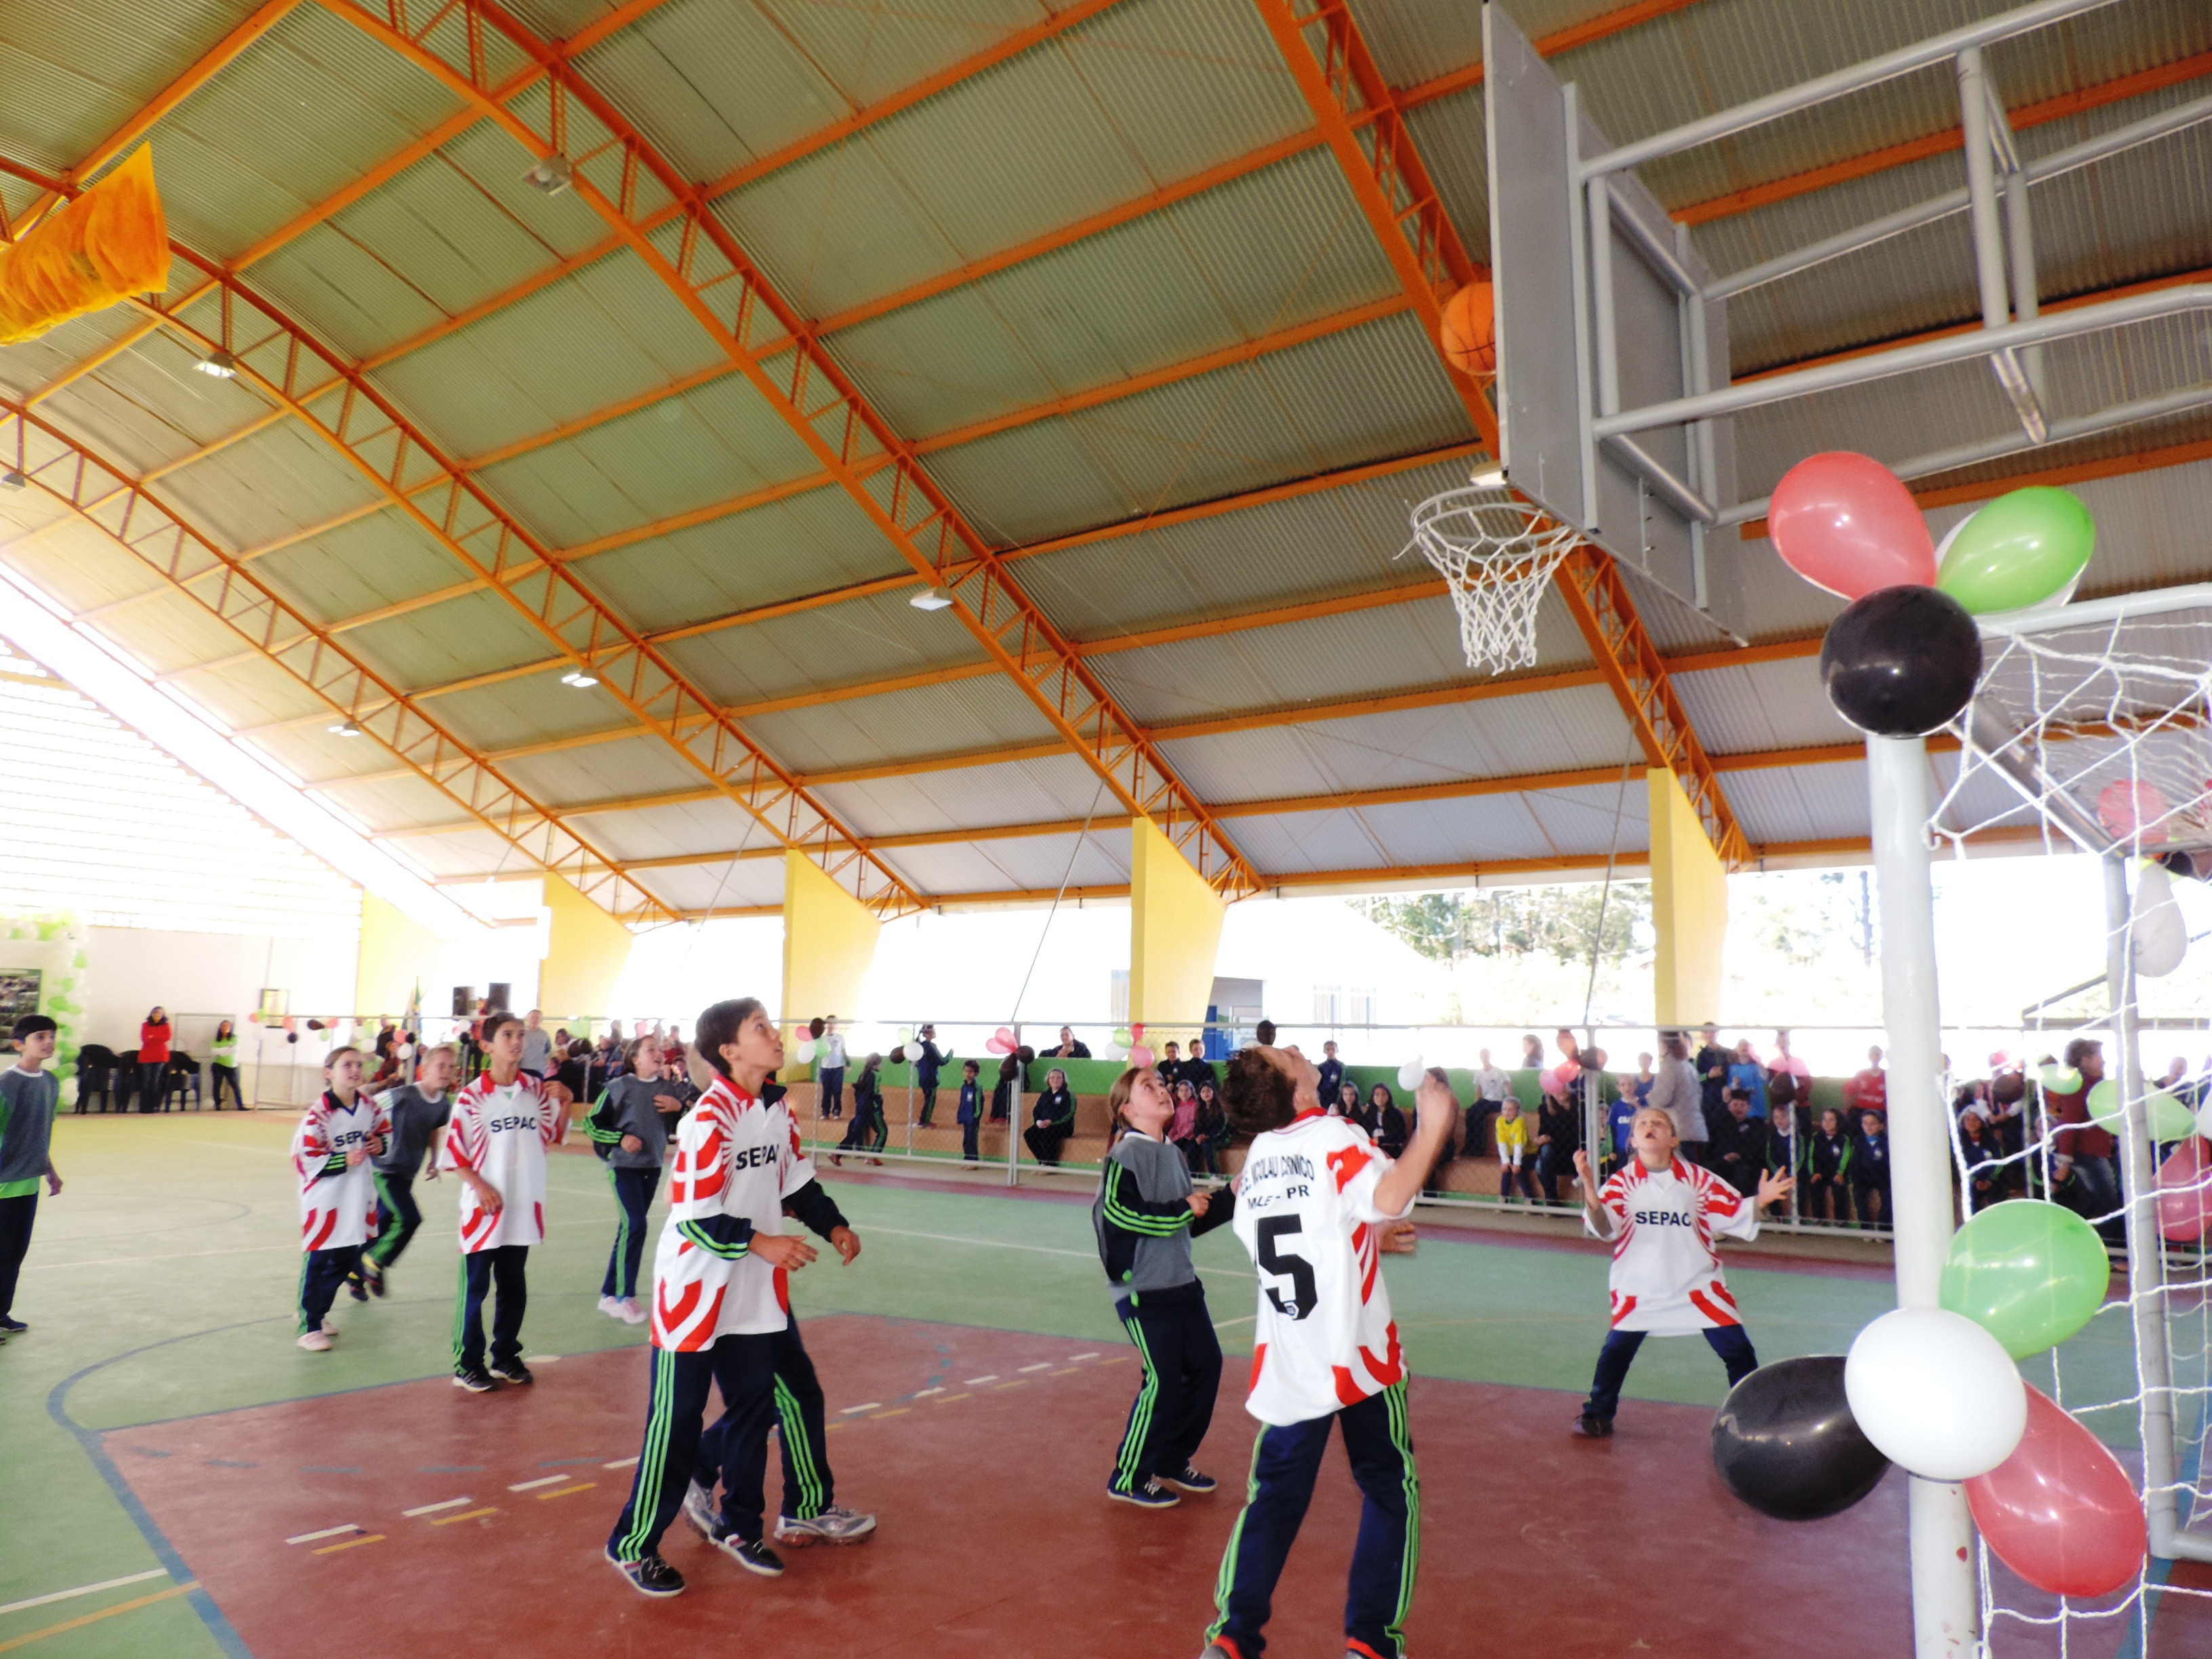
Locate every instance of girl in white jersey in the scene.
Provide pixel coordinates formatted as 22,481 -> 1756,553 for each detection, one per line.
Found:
289,1047 -> 389,1353
1569,1105 -> 1791,1438
443,1012 -> 571,1391
1203,1046 -> 1454,1659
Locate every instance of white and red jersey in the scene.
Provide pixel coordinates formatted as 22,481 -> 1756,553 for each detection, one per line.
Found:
649,1076 -> 817,1351
291,1090 -> 390,1252
1232,1109 -> 1412,1427
439,1071 -> 563,1252
1586,1155 -> 1759,1333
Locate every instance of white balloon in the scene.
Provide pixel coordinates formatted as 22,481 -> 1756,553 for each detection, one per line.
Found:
1397,1055 -> 1425,1091
2133,858 -> 2188,978
1845,1307 -> 2026,1481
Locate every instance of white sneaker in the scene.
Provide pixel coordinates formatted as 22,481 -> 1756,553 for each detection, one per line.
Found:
298,1330 -> 333,1351
598,1295 -> 625,1319
617,1298 -> 647,1326
775,1504 -> 877,1546
680,1479 -> 718,1538
321,1319 -> 340,1336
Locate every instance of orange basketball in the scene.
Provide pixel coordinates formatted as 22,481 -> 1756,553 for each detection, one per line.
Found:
1439,281 -> 1496,375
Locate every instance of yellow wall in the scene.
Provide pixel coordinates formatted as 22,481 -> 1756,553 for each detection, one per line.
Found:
539,872 -> 634,1021
779,851 -> 881,1080
1647,769 -> 1728,1026
356,893 -> 445,1019
1128,816 -> 1225,1050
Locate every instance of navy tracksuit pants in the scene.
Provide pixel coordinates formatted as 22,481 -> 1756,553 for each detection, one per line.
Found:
1110,1282 -> 1221,1492
695,1318 -> 836,1522
453,1244 -> 528,1371
600,1166 -> 659,1300
1583,1324 -> 1758,1422
366,1170 -> 421,1269
298,1244 -> 361,1334
1208,1380 -> 1420,1659
607,1334 -> 779,1558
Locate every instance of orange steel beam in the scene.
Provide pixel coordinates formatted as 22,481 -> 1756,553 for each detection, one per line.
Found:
1677,48 -> 2212,227
1,150 -> 928,921
314,0 -> 1267,901
12,0 -> 302,232
0,397 -> 671,920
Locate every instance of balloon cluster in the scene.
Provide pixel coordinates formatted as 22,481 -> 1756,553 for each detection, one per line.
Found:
1771,454 -> 2095,738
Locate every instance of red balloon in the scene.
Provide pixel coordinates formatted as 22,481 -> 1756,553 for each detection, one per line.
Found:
1769,452 -> 1938,600
2156,1137 -> 2212,1242
1965,1384 -> 2145,1599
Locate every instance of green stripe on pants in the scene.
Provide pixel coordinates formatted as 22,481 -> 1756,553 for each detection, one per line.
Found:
1384,1380 -> 1420,1647
1111,1313 -> 1160,1492
773,1376 -> 825,1519
616,1347 -> 679,1560
1206,1425 -> 1271,1642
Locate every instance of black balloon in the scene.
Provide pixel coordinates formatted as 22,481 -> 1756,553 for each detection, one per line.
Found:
1712,1355 -> 1889,1521
1819,584 -> 1982,737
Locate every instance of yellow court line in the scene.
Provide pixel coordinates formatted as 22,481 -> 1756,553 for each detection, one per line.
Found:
312,1534 -> 384,1555
536,1484 -> 596,1500
1050,1368 -> 1078,1375
934,1392 -> 972,1404
0,1582 -> 198,1654
870,1408 -> 909,1419
432,1507 -> 499,1526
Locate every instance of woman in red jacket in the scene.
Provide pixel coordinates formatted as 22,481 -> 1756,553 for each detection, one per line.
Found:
138,1008 -> 172,1113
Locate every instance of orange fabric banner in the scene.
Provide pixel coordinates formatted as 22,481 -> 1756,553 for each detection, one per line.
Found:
0,147 -> 169,346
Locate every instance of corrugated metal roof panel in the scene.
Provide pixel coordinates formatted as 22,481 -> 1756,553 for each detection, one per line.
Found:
496,736 -> 705,806
247,512 -> 471,628
558,795 -> 775,863
342,592 -> 562,699
876,828 -> 1129,896
306,770 -> 465,830
1342,0 -> 1487,89
1725,760 -> 1875,848
628,857 -> 789,913
660,588 -> 991,708
762,0 -> 1052,113
738,675 -> 1060,773
1675,657 -> 1856,756
411,666 -> 620,750
1406,87 -> 1489,266
50,331 -> 290,474
815,750 -> 1117,838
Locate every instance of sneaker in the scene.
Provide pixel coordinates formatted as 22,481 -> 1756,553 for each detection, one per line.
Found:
708,1524 -> 785,1577
1572,1411 -> 1614,1439
616,1298 -> 647,1326
598,1295 -> 626,1320
680,1479 -> 718,1539
453,1366 -> 497,1393
487,1360 -> 534,1386
360,1260 -> 386,1298
297,1330 -> 333,1352
1200,1642 -> 1246,1659
605,1547 -> 685,1599
1107,1477 -> 1180,1509
775,1504 -> 877,1546
323,1319 -> 340,1336
347,1279 -> 369,1302
1164,1465 -> 1217,1494
0,1315 -> 27,1334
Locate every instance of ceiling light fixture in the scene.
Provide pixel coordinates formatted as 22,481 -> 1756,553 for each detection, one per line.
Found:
909,588 -> 953,612
328,718 -> 363,736
523,154 -> 575,196
1,471 -> 24,489
1469,466 -> 1504,487
560,668 -> 598,688
194,347 -> 239,379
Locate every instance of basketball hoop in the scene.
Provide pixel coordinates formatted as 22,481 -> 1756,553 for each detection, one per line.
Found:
1407,485 -> 1581,675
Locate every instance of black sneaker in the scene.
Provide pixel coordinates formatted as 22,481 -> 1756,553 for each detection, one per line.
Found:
360,1260 -> 386,1298
487,1361 -> 534,1386
347,1279 -> 369,1302
1164,1465 -> 1216,1494
1573,1411 -> 1614,1439
606,1547 -> 685,1598
0,1315 -> 26,1334
453,1366 -> 497,1393
708,1524 -> 785,1577
1107,1477 -> 1180,1509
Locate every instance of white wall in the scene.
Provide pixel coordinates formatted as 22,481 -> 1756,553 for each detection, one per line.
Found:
84,924 -> 359,1063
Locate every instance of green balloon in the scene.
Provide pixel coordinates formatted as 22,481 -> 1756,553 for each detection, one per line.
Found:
2084,1076 -> 2194,1139
1940,1199 -> 2111,1358
1936,487 -> 2095,615
2039,1063 -> 2082,1094
2085,1076 -> 2123,1130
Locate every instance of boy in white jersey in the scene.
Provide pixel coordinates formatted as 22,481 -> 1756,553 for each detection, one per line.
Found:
1202,1046 -> 1454,1659
1569,1105 -> 1791,1438
289,1047 -> 390,1352
605,997 -> 827,1599
443,1012 -> 571,1391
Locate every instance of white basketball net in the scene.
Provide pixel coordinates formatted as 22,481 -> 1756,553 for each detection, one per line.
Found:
1408,485 -> 1581,675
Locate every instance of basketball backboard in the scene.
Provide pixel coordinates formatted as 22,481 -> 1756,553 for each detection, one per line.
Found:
1483,2 -> 1745,643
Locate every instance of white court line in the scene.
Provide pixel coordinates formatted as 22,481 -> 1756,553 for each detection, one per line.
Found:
964,1375 -> 998,1385
603,1457 -> 638,1471
1017,1363 -> 1051,1373
506,1475 -> 568,1492
285,1524 -> 360,1545
1212,1314 -> 1258,1329
838,1403 -> 881,1415
401,1498 -> 471,1517
0,1568 -> 169,1618
912,1387 -> 943,1397
1068,1353 -> 1099,1361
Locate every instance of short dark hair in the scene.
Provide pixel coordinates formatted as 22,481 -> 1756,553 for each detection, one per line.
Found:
12,1013 -> 56,1042
694,998 -> 760,1078
2062,1037 -> 2100,1070
962,1058 -> 979,1075
1223,1046 -> 1295,1136
483,1010 -> 525,1042
1254,1019 -> 1277,1046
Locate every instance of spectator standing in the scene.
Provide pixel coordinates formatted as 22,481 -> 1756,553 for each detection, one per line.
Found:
1647,1032 -> 1707,1166
1519,1034 -> 1544,1072
1180,1044 -> 1217,1098
834,1053 -> 888,1166
1025,1067 -> 1078,1167
1047,1026 -> 1092,1061
957,1059 -> 984,1166
816,1017 -> 847,1121
1726,1040 -> 1769,1120
210,1019 -> 245,1110
1803,1109 -> 1852,1224
1693,1025 -> 1731,1135
1315,1041 -> 1343,1111
2044,1040 -> 2120,1241
914,1025 -> 949,1126
1708,1091 -> 1762,1196
1843,1046 -> 1888,1120
1469,1048 -> 1510,1158
1849,1109 -> 1893,1229
138,1007 -> 173,1113
519,1010 -> 554,1080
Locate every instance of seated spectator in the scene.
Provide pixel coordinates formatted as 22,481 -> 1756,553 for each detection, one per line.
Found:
1803,1108 -> 1851,1223
1957,1109 -> 2003,1212
1469,1047 -> 1509,1157
1850,1109 -> 1892,1229
1315,1040 -> 1343,1110
1023,1066 -> 1078,1167
1364,1082 -> 1409,1161
1519,1033 -> 1544,1072
555,1039 -> 592,1104
1046,1026 -> 1091,1061
1495,1099 -> 1536,1203
1253,1020 -> 1276,1047
1193,1079 -> 1230,1177
1709,1090 -> 1763,1195
1333,1080 -> 1360,1119
1534,1080 -> 1580,1204
1168,1078 -> 1201,1168
1763,1102 -> 1800,1209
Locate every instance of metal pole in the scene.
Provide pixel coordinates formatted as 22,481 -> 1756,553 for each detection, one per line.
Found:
2004,168 -> 2046,403
1866,735 -> 1982,1658
1956,49 -> 2011,334
1006,1027 -> 1023,1189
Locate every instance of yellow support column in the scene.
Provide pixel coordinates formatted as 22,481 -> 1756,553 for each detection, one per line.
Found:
779,852 -> 881,1081
1647,769 -> 1729,1027
540,873 -> 635,1026
1128,817 -> 1225,1054
356,893 -> 445,1020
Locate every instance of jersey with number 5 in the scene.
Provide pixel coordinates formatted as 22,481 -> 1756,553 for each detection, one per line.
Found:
1232,1108 -> 1412,1427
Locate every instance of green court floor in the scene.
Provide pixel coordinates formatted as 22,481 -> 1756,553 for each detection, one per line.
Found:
0,1113 -> 2144,1657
